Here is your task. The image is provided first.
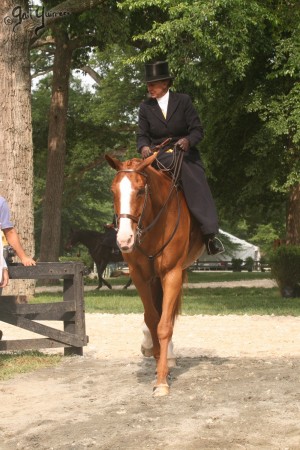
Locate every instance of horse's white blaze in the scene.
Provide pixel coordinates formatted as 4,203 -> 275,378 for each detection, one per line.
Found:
117,176 -> 135,250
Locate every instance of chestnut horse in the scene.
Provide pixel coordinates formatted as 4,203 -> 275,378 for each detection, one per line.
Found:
105,153 -> 205,396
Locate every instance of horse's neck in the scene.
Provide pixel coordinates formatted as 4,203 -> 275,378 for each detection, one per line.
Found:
78,231 -> 103,249
147,167 -> 173,210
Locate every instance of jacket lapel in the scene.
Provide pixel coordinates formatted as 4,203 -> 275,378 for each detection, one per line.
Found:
166,91 -> 179,122
148,99 -> 165,123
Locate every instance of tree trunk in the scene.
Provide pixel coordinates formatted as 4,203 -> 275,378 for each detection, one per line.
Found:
39,29 -> 73,261
0,1 -> 35,296
286,183 -> 300,245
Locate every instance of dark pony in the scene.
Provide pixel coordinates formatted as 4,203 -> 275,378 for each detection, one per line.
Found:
64,229 -> 132,290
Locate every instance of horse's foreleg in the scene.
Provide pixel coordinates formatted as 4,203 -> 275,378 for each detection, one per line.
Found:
141,322 -> 176,367
153,269 -> 183,397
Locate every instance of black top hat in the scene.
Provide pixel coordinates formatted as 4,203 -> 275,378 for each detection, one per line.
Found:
145,61 -> 173,82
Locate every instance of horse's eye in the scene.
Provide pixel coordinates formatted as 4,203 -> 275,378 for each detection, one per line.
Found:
137,188 -> 145,197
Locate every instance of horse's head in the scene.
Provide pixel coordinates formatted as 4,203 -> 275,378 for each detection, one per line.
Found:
64,229 -> 80,251
105,154 -> 157,253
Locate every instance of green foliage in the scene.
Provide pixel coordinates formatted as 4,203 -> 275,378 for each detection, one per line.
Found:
269,246 -> 300,298
32,44 -> 143,255
231,258 -> 243,272
244,256 -> 254,272
249,224 -> 281,257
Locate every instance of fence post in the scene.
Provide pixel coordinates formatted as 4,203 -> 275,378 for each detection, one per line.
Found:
63,262 -> 87,356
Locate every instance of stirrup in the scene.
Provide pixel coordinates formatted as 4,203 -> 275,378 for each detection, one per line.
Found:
206,236 -> 225,256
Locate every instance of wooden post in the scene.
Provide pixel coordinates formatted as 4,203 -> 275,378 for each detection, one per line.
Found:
63,263 -> 87,356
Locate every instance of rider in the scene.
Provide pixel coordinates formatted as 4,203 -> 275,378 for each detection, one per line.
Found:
137,61 -> 223,255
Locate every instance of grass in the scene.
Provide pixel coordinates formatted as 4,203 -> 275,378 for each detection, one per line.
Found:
33,283 -> 300,316
185,270 -> 272,283
0,351 -> 62,381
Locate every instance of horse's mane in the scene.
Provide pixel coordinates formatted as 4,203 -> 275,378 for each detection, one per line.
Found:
122,158 -> 173,185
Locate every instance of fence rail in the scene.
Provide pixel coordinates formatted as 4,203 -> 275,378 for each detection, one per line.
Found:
0,262 -> 88,355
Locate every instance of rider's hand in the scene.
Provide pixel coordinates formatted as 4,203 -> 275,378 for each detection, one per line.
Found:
175,138 -> 190,152
141,146 -> 153,159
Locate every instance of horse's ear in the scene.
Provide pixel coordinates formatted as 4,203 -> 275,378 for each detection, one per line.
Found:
137,153 -> 158,172
105,154 -> 123,171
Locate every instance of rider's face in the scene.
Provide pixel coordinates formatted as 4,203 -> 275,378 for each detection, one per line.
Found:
147,80 -> 169,99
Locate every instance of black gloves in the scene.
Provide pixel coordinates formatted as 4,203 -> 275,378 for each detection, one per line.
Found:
175,138 -> 190,152
141,146 -> 153,159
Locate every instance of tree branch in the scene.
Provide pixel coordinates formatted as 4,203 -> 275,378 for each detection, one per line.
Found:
31,36 -> 56,49
80,65 -> 102,85
29,0 -> 106,44
31,67 -> 54,78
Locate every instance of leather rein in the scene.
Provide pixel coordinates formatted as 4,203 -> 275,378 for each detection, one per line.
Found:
115,149 -> 184,260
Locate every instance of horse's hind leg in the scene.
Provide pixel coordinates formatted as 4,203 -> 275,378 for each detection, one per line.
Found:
100,276 -> 112,289
96,263 -> 112,289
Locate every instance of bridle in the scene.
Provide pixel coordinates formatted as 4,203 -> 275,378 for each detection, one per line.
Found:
115,148 -> 184,259
115,169 -> 149,225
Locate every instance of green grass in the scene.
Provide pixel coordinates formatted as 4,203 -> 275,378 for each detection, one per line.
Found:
33,284 -> 300,316
182,287 -> 300,316
185,270 -> 272,283
0,351 -> 62,381
86,271 -> 272,286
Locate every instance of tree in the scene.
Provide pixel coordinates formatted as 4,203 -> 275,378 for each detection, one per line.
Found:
0,0 -> 36,295
0,0 -> 113,293
34,1 -> 132,261
32,46 -> 144,255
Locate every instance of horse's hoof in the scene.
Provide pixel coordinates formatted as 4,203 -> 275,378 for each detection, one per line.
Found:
152,384 -> 170,397
167,357 -> 177,368
141,345 -> 153,357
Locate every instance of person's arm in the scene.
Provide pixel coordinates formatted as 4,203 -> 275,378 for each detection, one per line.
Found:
0,257 -> 9,288
3,228 -> 36,266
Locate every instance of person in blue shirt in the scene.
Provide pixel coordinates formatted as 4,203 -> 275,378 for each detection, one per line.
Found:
0,196 -> 36,267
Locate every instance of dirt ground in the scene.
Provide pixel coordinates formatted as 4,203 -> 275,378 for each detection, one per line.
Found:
1,281 -> 300,450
